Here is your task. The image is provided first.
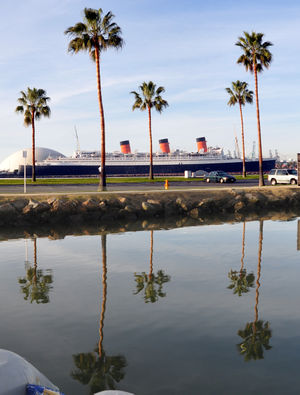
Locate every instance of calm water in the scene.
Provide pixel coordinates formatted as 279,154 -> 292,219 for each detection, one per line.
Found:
1,218 -> 300,394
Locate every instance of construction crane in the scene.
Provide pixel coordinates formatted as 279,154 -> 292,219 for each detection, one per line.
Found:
251,141 -> 256,159
74,126 -> 81,153
269,149 -> 273,158
234,133 -> 241,159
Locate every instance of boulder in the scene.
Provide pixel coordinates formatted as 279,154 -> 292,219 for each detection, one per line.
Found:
164,201 -> 178,216
0,203 -> 17,216
234,201 -> 245,213
141,201 -> 162,215
23,199 -> 50,214
124,204 -> 137,213
188,208 -> 200,219
118,197 -> 130,208
11,199 -> 29,211
82,198 -> 99,211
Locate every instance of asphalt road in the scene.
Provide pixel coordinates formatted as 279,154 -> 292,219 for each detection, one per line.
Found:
0,179 -> 262,195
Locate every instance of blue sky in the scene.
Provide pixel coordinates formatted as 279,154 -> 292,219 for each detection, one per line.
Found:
0,0 -> 299,161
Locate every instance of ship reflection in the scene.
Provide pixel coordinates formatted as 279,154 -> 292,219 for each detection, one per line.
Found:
133,230 -> 170,303
71,234 -> 127,394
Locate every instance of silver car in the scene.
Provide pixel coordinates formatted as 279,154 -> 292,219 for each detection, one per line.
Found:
268,169 -> 298,185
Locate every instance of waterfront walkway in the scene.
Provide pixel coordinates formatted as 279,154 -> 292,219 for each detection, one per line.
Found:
0,179 -> 258,195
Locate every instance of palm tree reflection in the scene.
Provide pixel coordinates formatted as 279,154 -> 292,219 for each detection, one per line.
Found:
71,235 -> 126,393
72,348 -> 126,394
18,237 -> 53,304
237,220 -> 272,361
134,230 -> 170,303
228,222 -> 255,296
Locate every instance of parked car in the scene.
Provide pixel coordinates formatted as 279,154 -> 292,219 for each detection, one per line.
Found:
192,170 -> 208,178
205,171 -> 236,183
268,169 -> 298,185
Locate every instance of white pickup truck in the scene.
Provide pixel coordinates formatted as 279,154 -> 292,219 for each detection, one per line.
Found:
268,169 -> 298,185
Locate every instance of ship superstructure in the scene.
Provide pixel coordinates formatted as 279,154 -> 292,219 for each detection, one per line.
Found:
23,137 -> 275,177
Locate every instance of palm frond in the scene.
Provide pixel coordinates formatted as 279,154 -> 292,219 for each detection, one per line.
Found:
84,7 -> 100,24
15,105 -> 24,114
65,23 -> 87,36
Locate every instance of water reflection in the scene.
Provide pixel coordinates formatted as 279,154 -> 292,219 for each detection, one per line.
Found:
237,221 -> 272,361
71,235 -> 127,394
18,237 -> 53,304
2,215 -> 300,393
297,220 -> 300,251
227,222 -> 255,296
134,230 -> 171,303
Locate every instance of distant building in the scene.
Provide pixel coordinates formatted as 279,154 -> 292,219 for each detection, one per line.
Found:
0,147 -> 65,172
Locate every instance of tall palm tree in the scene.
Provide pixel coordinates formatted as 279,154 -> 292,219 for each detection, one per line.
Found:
15,88 -> 51,182
237,220 -> 272,361
18,238 -> 53,304
72,234 -> 127,393
134,230 -> 170,303
228,221 -> 255,296
131,82 -> 169,179
226,81 -> 253,178
236,32 -> 273,186
65,8 -> 124,190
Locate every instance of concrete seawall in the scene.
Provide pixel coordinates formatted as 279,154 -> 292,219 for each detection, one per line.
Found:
0,187 -> 299,232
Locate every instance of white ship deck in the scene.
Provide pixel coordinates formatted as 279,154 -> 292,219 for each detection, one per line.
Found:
39,154 -> 251,166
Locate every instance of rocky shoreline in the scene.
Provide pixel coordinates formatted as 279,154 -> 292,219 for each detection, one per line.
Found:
0,187 -> 299,233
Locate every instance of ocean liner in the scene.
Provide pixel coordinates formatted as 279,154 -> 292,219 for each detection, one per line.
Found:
14,137 -> 275,177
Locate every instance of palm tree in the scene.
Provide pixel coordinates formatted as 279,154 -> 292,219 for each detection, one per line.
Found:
134,230 -> 170,303
228,221 -> 255,296
237,220 -> 272,361
15,88 -> 51,182
131,82 -> 169,179
18,238 -> 53,304
236,32 -> 273,186
226,81 -> 253,178
65,8 -> 124,190
72,234 -> 127,393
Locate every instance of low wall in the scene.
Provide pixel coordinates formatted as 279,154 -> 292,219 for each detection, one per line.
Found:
0,187 -> 299,231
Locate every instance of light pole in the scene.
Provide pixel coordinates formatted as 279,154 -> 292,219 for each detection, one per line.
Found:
23,150 -> 27,194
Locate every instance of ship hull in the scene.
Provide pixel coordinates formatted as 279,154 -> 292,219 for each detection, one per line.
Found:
18,158 -> 276,177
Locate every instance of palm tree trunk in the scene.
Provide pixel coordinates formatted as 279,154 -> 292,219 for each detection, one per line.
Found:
239,102 -> 246,178
149,230 -> 153,280
239,221 -> 246,278
99,234 -> 107,358
254,65 -> 264,186
31,110 -> 36,182
95,47 -> 106,190
147,105 -> 153,180
33,237 -> 37,285
254,220 -> 263,326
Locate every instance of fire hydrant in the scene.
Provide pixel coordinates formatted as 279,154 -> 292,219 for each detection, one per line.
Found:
164,179 -> 169,190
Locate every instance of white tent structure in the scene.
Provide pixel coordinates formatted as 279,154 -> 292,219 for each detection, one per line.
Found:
0,147 -> 65,172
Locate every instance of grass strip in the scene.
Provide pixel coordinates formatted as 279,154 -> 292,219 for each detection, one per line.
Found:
0,174 -> 264,185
